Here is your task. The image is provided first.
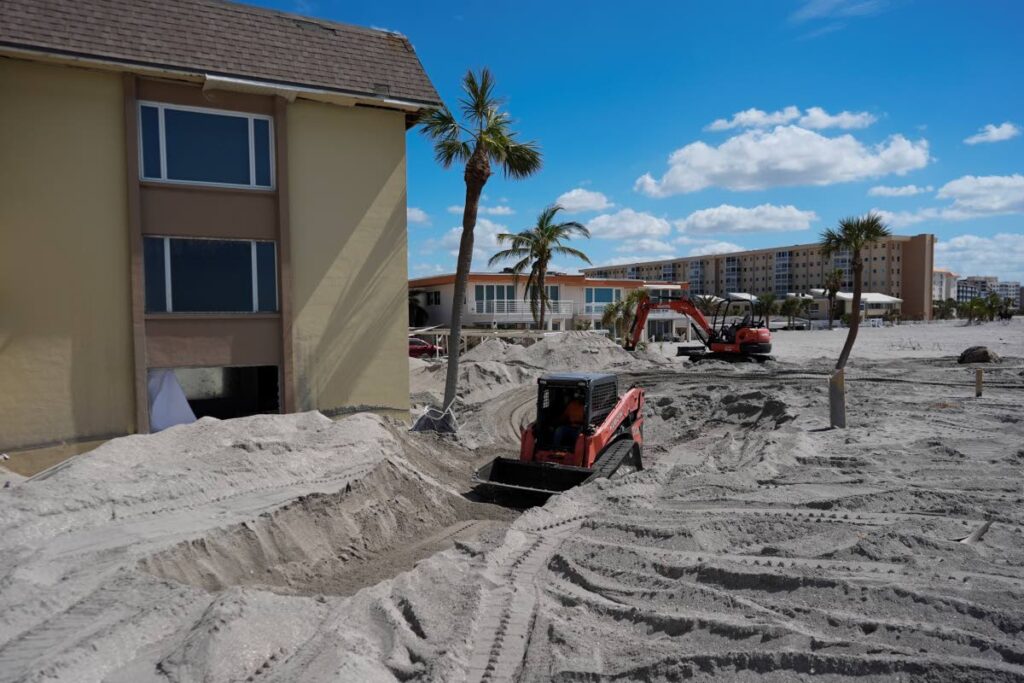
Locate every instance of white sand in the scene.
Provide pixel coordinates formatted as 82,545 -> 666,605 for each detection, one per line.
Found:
2,323 -> 1023,681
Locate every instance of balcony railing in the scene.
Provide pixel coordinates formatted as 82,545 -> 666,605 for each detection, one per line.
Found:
468,300 -> 574,316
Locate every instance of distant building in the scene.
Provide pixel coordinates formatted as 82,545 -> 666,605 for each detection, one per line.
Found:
956,280 -> 981,303
932,268 -> 958,302
995,281 -> 1021,309
408,273 -> 694,341
583,234 -> 935,320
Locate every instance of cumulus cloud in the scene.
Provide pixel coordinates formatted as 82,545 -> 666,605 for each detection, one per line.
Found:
432,218 -> 509,269
675,203 -> 818,234
447,204 -> 515,216
867,184 -> 933,197
798,107 -> 876,129
407,207 -> 430,225
636,126 -> 929,196
410,262 -> 445,275
555,188 -> 614,213
599,254 -> 676,266
707,106 -> 800,131
587,209 -> 672,238
675,235 -> 745,256
615,238 -> 674,254
706,106 -> 875,131
964,122 -> 1020,145
874,174 -> 1024,227
935,233 -> 1024,281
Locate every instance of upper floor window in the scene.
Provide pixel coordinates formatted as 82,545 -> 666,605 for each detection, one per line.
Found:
139,102 -> 274,189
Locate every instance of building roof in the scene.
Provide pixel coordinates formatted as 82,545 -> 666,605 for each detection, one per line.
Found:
0,0 -> 441,107
408,272 -> 663,288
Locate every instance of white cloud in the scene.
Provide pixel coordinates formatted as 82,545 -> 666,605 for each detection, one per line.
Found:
587,209 -> 672,239
964,122 -> 1020,145
407,207 -> 430,225
874,173 -> 1024,227
707,106 -> 875,132
675,203 -> 818,234
867,184 -> 933,197
599,254 -> 676,266
410,262 -> 445,275
935,233 -> 1024,281
707,106 -> 800,131
798,106 -> 876,130
790,0 -> 887,23
555,188 -> 614,213
615,238 -> 674,254
675,235 -> 746,256
434,218 -> 509,269
636,126 -> 929,196
447,204 -> 515,216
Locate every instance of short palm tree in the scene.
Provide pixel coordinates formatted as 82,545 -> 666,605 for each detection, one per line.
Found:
823,268 -> 844,330
934,297 -> 957,320
602,289 -> 648,343
757,292 -> 778,324
419,68 -> 542,415
488,205 -> 591,330
820,212 -> 892,370
694,295 -> 718,316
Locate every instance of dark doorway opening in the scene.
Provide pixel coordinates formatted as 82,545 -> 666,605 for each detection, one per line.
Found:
177,366 -> 280,420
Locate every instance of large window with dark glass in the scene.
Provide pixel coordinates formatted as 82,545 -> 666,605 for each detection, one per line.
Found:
145,237 -> 278,313
139,102 -> 274,189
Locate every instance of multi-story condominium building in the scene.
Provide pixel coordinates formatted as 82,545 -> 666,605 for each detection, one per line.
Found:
932,268 -> 959,302
408,273 -> 693,341
583,233 -> 935,320
1,0 -> 440,466
956,280 -> 982,303
995,281 -> 1021,309
960,276 -> 999,297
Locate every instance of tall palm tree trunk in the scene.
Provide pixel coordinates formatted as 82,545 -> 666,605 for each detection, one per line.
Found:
442,150 -> 489,412
537,264 -> 547,331
836,250 -> 862,370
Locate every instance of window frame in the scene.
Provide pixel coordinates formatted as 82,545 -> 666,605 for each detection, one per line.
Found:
138,101 -> 276,190
145,235 -> 279,314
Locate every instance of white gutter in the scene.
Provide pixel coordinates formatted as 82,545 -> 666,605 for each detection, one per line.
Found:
0,44 -> 432,113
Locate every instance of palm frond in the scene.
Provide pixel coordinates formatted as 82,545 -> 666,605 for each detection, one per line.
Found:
500,140 -> 543,179
418,107 -> 461,141
433,138 -> 472,168
459,68 -> 500,126
550,245 -> 592,264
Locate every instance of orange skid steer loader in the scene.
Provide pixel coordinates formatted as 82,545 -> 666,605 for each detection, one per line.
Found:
473,373 -> 645,498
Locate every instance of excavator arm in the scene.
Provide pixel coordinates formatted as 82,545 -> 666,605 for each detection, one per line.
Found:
624,296 -> 715,351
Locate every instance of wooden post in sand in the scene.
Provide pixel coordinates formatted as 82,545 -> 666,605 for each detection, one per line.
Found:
975,368 -> 983,397
829,368 -> 847,428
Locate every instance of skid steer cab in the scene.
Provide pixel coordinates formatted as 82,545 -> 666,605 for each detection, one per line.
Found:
473,373 -> 645,499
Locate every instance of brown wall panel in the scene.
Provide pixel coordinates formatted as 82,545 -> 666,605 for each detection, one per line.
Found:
137,78 -> 274,115
141,185 -> 278,240
146,316 -> 281,368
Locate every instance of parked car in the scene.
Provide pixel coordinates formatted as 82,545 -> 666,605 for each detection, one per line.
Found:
408,337 -> 442,358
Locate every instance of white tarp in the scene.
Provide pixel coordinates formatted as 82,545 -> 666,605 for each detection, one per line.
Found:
147,369 -> 197,432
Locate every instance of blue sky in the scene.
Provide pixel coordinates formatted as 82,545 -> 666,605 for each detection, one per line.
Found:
260,0 -> 1023,281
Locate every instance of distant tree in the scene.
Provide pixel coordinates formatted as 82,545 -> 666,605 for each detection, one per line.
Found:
797,297 -> 813,327
756,292 -> 778,323
693,295 -> 718,316
408,290 -> 429,327
934,297 -> 957,320
602,289 -> 648,343
820,213 -> 892,370
488,205 -> 590,330
779,297 -> 799,329
418,68 -> 542,416
823,268 -> 844,330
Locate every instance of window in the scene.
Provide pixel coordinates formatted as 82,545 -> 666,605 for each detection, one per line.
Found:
427,291 -> 441,306
585,287 -> 621,314
139,102 -> 274,189
145,237 -> 278,313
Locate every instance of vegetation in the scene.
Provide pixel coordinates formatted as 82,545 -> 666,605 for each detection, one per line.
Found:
488,205 -> 590,330
419,68 -> 542,414
933,297 -> 957,321
693,295 -> 718,315
823,268 -> 844,330
820,212 -> 892,370
601,289 -> 648,343
756,293 -> 778,323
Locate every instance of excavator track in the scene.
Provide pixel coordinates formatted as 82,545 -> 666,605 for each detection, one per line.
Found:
584,437 -> 640,483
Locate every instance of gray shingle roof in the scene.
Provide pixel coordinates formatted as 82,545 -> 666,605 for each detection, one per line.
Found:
0,0 -> 441,106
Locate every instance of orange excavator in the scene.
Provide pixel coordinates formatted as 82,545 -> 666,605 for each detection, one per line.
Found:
625,291 -> 773,362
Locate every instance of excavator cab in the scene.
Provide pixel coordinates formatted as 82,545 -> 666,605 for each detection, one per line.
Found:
709,294 -> 765,347
472,373 -> 645,499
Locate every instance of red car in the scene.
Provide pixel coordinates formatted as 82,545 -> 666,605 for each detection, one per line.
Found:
408,337 -> 442,358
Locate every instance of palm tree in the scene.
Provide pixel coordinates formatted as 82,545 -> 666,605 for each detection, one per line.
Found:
757,292 -> 778,324
820,213 -> 892,370
779,297 -> 798,329
934,297 -> 957,320
602,289 -> 648,343
694,295 -> 718,316
823,268 -> 843,330
487,205 -> 590,330
419,68 -> 542,416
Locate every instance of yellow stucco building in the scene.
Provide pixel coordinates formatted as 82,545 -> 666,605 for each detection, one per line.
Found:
0,0 -> 440,472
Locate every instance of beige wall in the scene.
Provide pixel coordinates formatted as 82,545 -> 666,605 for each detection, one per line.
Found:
287,100 -> 410,418
0,58 -> 134,450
